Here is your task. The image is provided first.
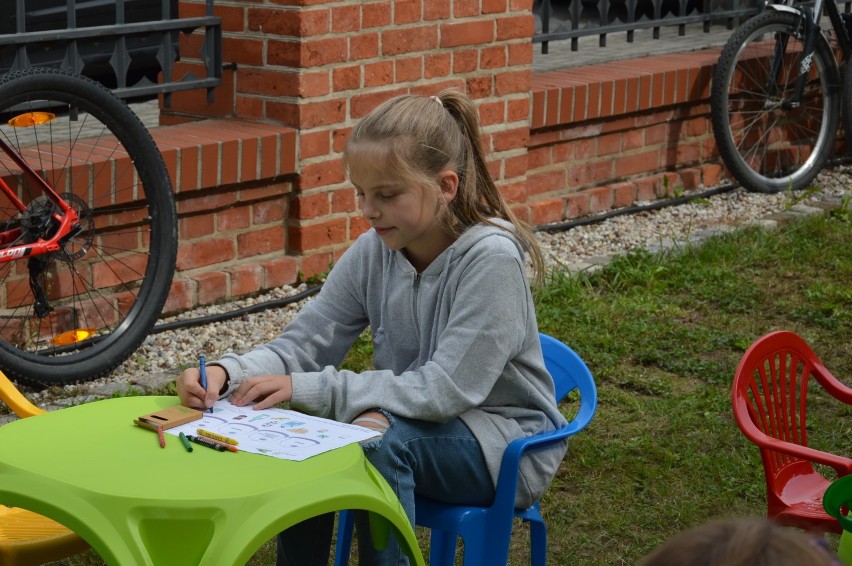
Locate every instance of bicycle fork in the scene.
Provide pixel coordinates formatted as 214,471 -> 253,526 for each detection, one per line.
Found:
789,5 -> 821,108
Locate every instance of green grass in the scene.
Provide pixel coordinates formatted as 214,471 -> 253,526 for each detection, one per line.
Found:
57,208 -> 851,565
533,209 -> 851,565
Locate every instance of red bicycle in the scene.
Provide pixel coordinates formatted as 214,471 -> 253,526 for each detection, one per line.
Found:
0,67 -> 176,385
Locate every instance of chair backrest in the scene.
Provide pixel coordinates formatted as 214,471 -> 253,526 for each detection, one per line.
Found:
732,331 -> 819,479
539,332 -> 597,422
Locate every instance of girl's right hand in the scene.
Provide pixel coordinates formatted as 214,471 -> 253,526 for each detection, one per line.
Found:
177,364 -> 228,410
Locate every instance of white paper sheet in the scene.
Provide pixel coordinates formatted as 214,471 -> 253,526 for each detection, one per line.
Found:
166,400 -> 381,461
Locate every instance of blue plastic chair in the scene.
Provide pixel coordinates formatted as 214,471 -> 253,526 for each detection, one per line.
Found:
334,332 -> 598,565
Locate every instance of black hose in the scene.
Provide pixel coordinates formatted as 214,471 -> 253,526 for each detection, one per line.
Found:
535,182 -> 739,233
150,283 -> 323,334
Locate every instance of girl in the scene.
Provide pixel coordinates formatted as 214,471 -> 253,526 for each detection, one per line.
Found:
177,89 -> 568,566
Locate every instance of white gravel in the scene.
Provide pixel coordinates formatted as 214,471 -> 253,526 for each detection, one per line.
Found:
9,164 -> 852,414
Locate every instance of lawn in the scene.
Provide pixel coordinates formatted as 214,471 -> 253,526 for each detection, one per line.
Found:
60,203 -> 851,565
531,205 -> 851,565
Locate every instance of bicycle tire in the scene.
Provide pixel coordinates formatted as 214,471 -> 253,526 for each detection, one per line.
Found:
0,67 -> 177,385
711,10 -> 840,193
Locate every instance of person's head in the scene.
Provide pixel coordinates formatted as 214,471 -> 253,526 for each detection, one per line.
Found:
638,517 -> 839,566
344,89 -> 543,279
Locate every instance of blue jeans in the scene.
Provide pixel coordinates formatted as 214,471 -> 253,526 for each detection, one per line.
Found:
275,413 -> 495,566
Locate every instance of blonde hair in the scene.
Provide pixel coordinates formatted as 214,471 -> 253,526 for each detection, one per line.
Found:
638,517 -> 838,566
344,89 -> 544,284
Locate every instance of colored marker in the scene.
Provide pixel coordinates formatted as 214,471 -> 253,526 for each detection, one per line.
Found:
199,354 -> 213,413
156,425 -> 166,448
197,428 -> 239,446
179,431 -> 193,452
187,435 -> 227,452
195,434 -> 239,452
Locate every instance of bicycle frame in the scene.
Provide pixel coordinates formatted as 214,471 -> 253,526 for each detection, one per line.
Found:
770,0 -> 852,103
0,135 -> 81,260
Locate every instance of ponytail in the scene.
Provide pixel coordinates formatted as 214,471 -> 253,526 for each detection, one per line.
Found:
345,89 -> 545,284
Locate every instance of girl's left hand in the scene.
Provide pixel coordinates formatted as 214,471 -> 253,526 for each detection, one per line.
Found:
230,374 -> 293,410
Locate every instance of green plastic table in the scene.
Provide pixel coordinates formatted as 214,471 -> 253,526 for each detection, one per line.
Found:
0,396 -> 424,566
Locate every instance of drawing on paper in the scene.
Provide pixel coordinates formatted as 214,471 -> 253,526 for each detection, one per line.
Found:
167,400 -> 380,461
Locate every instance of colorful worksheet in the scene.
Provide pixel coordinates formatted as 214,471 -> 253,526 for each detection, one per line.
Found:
166,400 -> 380,461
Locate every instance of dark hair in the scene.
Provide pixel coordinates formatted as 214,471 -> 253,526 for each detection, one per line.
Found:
638,517 -> 838,566
344,89 -> 544,283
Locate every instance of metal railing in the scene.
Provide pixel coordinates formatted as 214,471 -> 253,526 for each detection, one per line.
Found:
0,0 -> 221,104
533,0 -> 761,53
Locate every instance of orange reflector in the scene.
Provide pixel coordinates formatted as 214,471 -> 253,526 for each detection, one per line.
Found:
8,111 -> 56,128
51,328 -> 97,346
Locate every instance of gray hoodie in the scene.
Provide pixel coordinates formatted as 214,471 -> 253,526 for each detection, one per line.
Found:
216,221 -> 568,507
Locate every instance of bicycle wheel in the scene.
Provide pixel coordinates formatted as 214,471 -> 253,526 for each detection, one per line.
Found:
0,67 -> 177,385
711,10 -> 840,193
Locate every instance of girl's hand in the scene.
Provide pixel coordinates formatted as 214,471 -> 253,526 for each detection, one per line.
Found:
177,364 -> 228,410
231,374 -> 293,410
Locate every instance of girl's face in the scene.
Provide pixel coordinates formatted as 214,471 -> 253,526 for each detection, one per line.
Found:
348,148 -> 458,271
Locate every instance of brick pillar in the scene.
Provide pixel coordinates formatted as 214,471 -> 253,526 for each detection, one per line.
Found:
171,0 -> 535,273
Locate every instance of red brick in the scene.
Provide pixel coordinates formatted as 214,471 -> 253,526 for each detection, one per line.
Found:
298,157 -> 346,191
364,60 -> 394,87
333,65 -> 362,92
362,3 -> 391,28
217,205 -> 251,232
332,4 -> 360,32
288,218 -> 349,252
615,150 -> 660,178
395,57 -> 423,82
466,76 -> 493,98
483,0 -> 509,14
176,237 -> 236,270
194,271 -> 229,306
261,256 -> 300,289
454,0 -> 481,18
425,0 -> 451,20
635,177 -> 660,202
253,200 -> 286,225
425,53 -> 452,78
440,21 -> 494,48
350,33 -> 380,60
298,251 -> 335,279
300,71 -> 331,97
496,14 -> 532,40
480,45 -> 507,69
382,26 -> 438,55
229,264 -> 264,297
163,278 -> 195,315
331,188 -> 357,214
564,192 -> 590,218
394,0 -> 422,24
237,226 -> 286,258
613,182 -> 638,208
529,199 -> 564,225
290,192 -> 330,220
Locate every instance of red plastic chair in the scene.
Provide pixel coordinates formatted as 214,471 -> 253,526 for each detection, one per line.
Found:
731,331 -> 852,533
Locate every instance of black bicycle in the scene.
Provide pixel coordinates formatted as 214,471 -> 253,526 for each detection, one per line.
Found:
0,67 -> 176,385
711,0 -> 852,193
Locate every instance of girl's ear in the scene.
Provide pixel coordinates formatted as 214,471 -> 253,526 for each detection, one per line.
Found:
438,170 -> 459,204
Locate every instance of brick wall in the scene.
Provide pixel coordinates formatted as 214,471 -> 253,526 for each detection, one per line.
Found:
158,0 -> 539,314
526,49 -> 725,225
152,1 -> 734,315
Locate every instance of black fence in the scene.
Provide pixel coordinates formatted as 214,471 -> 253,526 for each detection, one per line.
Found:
0,0 -> 221,104
533,0 -> 762,53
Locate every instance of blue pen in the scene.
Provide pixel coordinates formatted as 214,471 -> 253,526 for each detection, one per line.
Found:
199,354 -> 213,413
